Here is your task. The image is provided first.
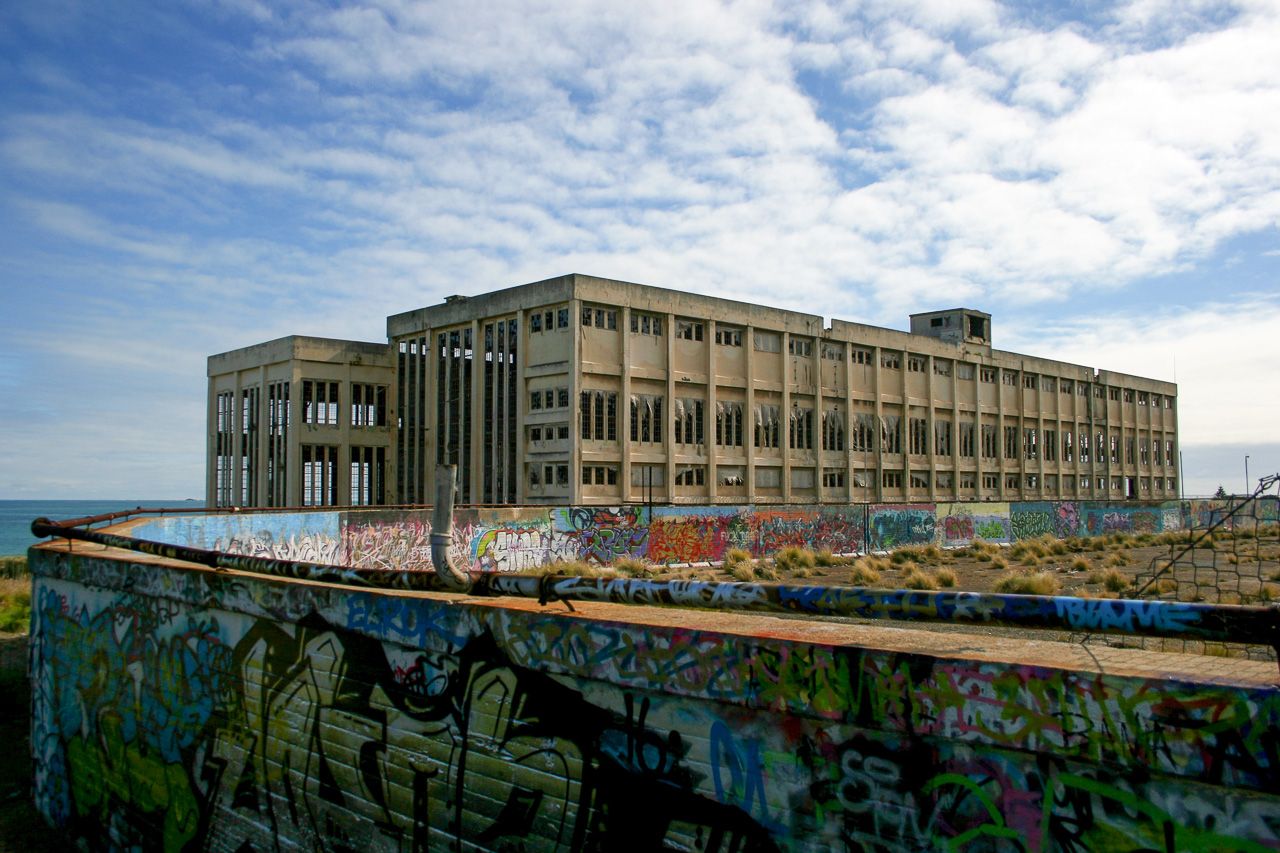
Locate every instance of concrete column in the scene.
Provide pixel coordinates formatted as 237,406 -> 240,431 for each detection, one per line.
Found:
744,324 -> 755,502
706,319 -> 717,502
620,307 -> 632,502
665,312 -> 675,503
872,346 -> 883,502
568,305 -> 583,505
781,331 -> 792,503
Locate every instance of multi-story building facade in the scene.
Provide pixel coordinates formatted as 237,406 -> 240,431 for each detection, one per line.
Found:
208,274 -> 1179,507
207,336 -> 394,508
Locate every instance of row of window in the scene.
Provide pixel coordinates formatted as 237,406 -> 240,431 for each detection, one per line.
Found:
532,304 -> 1170,411
217,381 -> 387,430
551,465 -> 1180,493
570,395 -> 1175,465
530,386 -> 570,411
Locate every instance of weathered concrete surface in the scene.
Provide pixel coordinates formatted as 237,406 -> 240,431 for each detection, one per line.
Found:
28,536 -> 1280,852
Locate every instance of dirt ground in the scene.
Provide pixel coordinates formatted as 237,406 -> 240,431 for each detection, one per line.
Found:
0,633 -> 76,853
647,529 -> 1280,604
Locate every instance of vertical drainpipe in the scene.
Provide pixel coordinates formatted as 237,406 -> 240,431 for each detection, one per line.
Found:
431,464 -> 472,590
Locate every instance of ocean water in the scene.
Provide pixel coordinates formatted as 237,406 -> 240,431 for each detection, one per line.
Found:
0,500 -> 204,557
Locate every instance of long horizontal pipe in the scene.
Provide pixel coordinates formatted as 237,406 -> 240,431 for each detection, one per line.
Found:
29,516 -> 1280,653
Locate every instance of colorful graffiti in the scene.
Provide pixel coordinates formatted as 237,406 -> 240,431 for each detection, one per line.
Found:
867,504 -> 935,550
28,549 -> 1280,852
120,497 -> 1278,577
551,506 -> 650,564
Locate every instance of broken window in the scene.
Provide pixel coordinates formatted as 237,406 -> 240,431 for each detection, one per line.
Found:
789,406 -> 814,450
351,383 -> 387,427
754,404 -> 781,448
350,446 -> 385,506
958,422 -> 975,457
715,327 -> 742,346
717,401 -> 744,447
852,414 -> 876,452
822,468 -> 845,488
753,331 -> 780,353
881,415 -> 902,454
935,420 -> 952,456
302,445 -> 337,506
630,394 -> 664,444
675,466 -> 706,486
1004,425 -> 1019,459
909,417 -> 928,455
789,338 -> 813,357
981,424 -> 998,459
676,320 -> 704,341
822,408 -> 845,451
881,352 -> 901,370
631,312 -> 663,336
674,398 -> 705,445
302,380 -> 340,425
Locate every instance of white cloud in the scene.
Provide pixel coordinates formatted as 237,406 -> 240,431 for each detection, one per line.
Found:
1002,295 -> 1280,447
2,0 -> 1279,496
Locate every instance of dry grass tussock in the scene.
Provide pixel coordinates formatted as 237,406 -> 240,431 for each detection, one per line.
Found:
993,571 -> 1060,596
901,568 -> 938,590
891,544 -> 947,565
965,539 -> 1003,562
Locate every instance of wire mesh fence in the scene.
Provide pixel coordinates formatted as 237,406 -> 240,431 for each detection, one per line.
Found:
1081,482 -> 1280,662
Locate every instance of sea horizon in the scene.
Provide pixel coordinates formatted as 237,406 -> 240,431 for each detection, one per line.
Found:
0,499 -> 205,557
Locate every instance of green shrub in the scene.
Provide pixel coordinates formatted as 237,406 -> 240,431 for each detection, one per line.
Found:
0,579 -> 32,633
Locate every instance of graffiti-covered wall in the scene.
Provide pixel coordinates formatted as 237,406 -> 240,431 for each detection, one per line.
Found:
127,496 -> 1280,573
29,547 -> 1280,851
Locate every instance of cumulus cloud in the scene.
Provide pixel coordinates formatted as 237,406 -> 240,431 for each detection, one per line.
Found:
1,0 -> 1277,494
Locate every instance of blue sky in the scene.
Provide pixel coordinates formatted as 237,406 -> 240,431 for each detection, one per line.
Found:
1,0 -> 1277,499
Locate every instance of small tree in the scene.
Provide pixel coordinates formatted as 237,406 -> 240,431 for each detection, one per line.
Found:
1213,485 -> 1228,499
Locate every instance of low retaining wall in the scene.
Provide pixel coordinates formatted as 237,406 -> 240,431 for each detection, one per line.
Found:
126,497 -> 1279,572
28,543 -> 1280,851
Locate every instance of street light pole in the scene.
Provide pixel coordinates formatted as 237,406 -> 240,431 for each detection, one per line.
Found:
1245,455 -> 1250,495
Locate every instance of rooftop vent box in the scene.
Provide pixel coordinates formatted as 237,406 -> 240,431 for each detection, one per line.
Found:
909,308 -> 991,345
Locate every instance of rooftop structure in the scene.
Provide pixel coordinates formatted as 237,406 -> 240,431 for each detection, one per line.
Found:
208,273 -> 1179,507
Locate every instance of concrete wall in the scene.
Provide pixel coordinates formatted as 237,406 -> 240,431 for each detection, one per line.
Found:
28,545 -> 1280,851
127,497 -> 1279,572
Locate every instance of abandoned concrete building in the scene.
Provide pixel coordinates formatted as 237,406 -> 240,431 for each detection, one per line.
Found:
207,273 -> 1180,508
